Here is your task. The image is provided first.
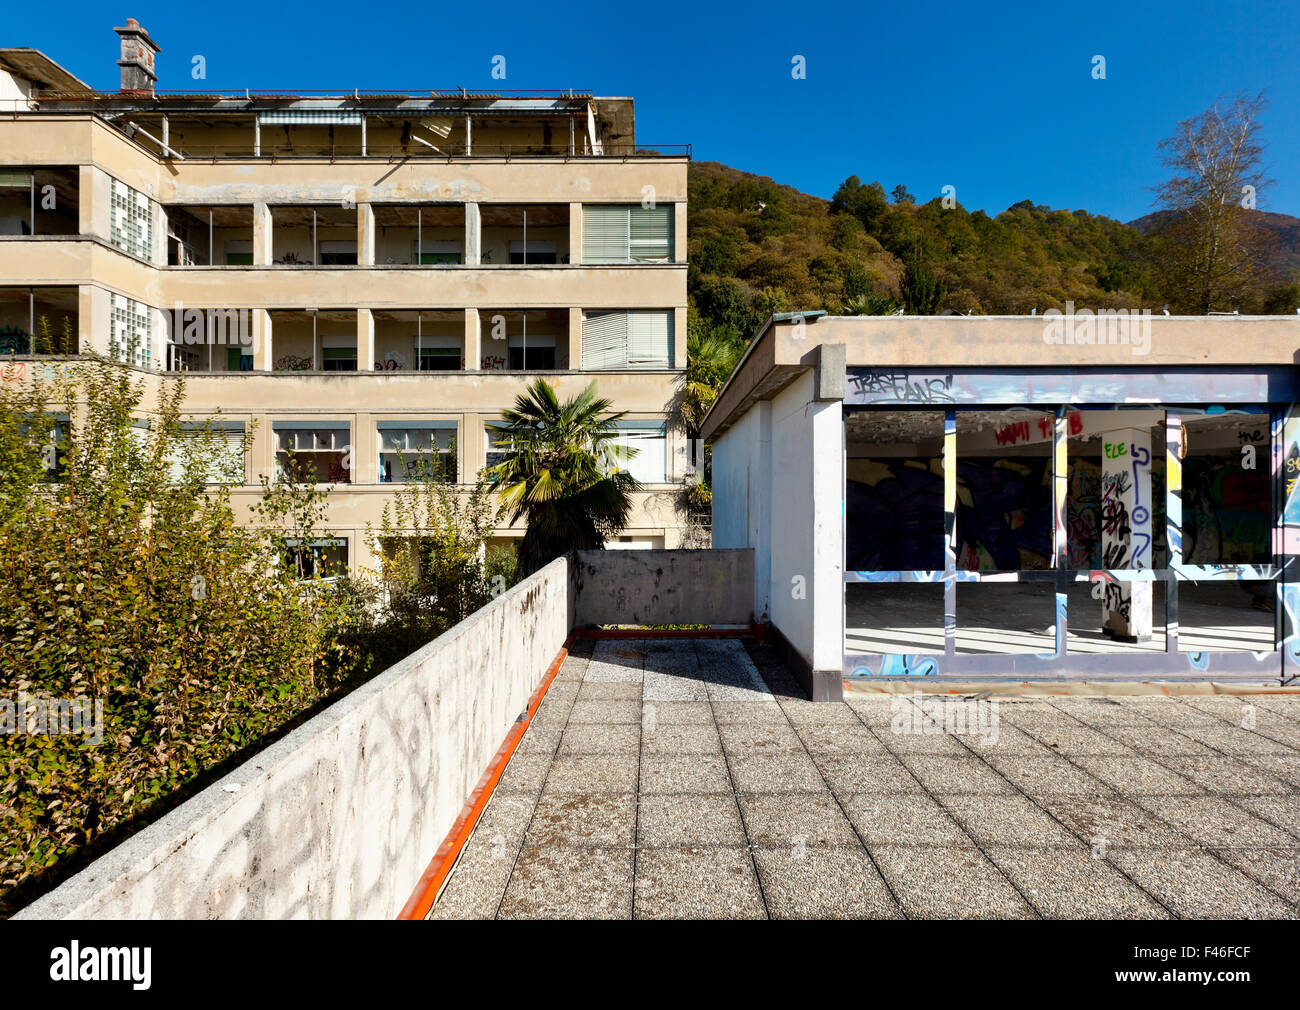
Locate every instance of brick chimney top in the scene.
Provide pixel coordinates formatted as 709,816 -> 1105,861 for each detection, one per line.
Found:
114,17 -> 160,95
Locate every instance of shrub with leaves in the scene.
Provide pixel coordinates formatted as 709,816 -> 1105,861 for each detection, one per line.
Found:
0,356 -> 358,915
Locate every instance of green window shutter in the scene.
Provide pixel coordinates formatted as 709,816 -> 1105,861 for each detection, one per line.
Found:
0,169 -> 33,188
582,205 -> 629,263
225,252 -> 253,265
629,205 -> 673,262
323,347 -> 356,360
581,311 -> 629,369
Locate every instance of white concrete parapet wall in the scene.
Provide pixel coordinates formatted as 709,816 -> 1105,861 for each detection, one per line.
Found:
17,556 -> 577,920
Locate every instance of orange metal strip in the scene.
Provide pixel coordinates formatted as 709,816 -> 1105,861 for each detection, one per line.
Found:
397,637 -> 572,920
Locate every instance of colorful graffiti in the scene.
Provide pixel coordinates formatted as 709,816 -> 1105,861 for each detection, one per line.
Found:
1182,459 -> 1270,563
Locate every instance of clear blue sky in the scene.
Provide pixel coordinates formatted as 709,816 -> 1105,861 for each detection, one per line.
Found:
10,0 -> 1298,221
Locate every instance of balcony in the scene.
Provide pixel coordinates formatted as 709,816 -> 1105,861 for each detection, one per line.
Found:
0,167 -> 79,237
165,205 -> 254,266
0,285 -> 78,354
270,206 -> 356,266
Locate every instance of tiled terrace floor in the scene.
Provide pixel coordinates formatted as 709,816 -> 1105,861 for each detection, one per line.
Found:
430,637 -> 1300,919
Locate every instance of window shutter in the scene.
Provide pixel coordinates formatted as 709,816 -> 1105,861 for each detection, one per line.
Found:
627,310 -> 672,368
582,205 -> 629,264
616,424 -> 667,483
629,205 -> 673,262
582,311 -> 629,369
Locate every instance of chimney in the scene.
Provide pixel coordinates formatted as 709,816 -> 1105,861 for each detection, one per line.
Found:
114,17 -> 160,95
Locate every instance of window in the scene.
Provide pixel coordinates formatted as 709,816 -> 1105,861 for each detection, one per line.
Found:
508,240 -> 558,265
416,240 -> 461,265
419,346 -> 461,371
581,310 -> 673,369
322,347 -> 357,371
484,423 -> 513,473
283,537 -> 348,580
168,421 -> 246,485
110,177 -> 153,260
319,240 -> 357,266
610,421 -> 668,483
508,341 -> 556,370
109,293 -> 154,370
225,240 -> 253,265
378,423 -> 456,483
583,204 -> 674,263
226,348 -> 254,371
274,423 -> 351,484
18,413 -> 68,481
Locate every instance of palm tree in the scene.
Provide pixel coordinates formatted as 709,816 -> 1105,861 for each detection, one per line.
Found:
680,328 -> 743,436
487,378 -> 640,577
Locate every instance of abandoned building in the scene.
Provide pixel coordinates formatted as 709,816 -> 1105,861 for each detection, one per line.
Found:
703,312 -> 1300,700
0,20 -> 691,568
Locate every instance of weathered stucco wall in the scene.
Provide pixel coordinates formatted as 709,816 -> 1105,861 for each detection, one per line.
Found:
16,556 -> 576,920
571,548 -> 755,626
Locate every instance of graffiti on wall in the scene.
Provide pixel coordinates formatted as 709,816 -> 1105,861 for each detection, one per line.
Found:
1182,459 -> 1270,564
847,456 -> 1172,573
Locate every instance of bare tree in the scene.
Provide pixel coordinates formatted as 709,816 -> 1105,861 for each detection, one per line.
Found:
1152,91 -> 1274,313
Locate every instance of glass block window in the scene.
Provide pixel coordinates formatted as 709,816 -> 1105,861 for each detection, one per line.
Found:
109,177 -> 153,260
109,293 -> 154,370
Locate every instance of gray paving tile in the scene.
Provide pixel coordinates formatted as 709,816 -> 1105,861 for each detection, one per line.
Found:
712,700 -> 789,724
980,753 -> 1107,796
1235,794 -> 1300,838
1207,847 -> 1300,904
815,754 -> 926,796
1104,725 -> 1217,758
869,844 -> 1037,919
798,722 -> 892,757
525,792 -> 636,848
515,726 -> 563,756
642,670 -> 710,701
1045,697 -> 1159,726
639,754 -> 732,794
557,722 -> 640,756
1071,755 -> 1205,795
1038,793 -> 1200,849
637,793 -> 748,847
1107,847 -> 1296,919
640,700 -> 713,726
1024,726 -> 1135,756
898,755 -> 1018,795
1163,755 -> 1296,795
737,792 -> 859,848
641,723 -> 723,755
728,753 -> 825,793
634,847 -> 767,919
498,845 -> 634,919
753,847 -> 901,919
984,845 -> 1169,919
1238,753 -> 1300,788
843,792 -> 970,846
938,793 -> 1078,847
542,754 -> 638,794
575,681 -> 643,701
468,792 -> 536,850
878,728 -> 971,756
495,753 -> 552,796
428,836 -> 516,920
566,699 -> 641,725
1188,726 -> 1298,756
1133,795 -> 1299,847
718,720 -> 805,756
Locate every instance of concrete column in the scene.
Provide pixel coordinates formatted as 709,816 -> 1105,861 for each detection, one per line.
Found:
463,308 -> 480,371
673,201 -> 687,263
252,202 -> 272,266
357,202 -> 375,266
568,202 -> 582,265
357,309 -> 375,372
672,306 -> 688,369
1101,427 -> 1154,641
78,166 -> 110,241
464,203 -> 481,265
252,309 -> 272,371
568,307 -> 582,370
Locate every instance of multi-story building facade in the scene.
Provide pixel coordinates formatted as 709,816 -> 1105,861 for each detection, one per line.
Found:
0,21 -> 691,571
